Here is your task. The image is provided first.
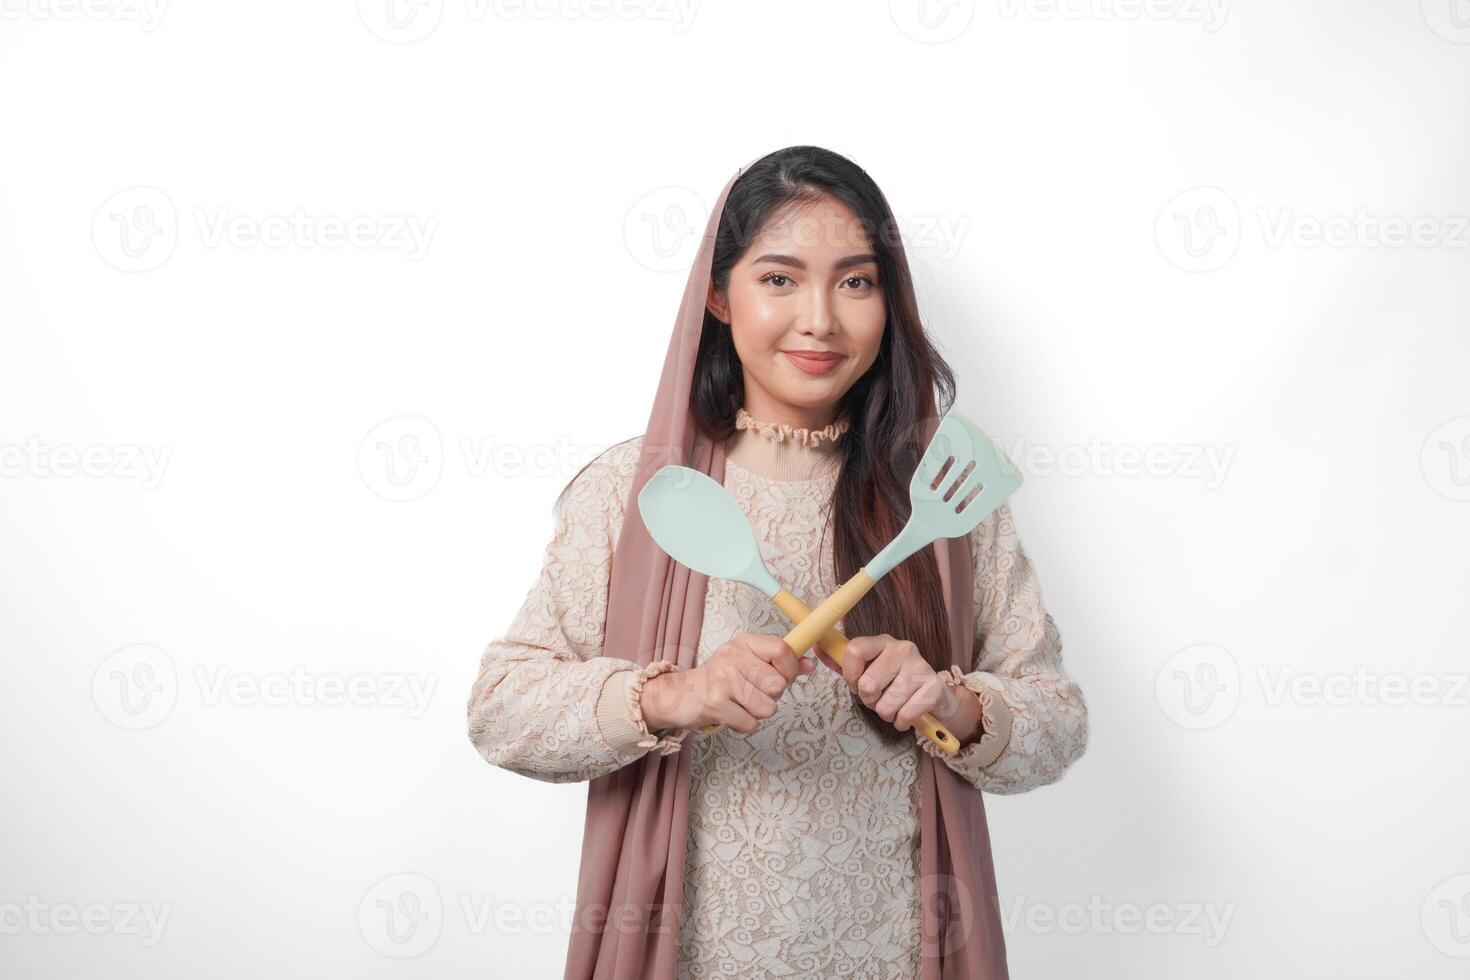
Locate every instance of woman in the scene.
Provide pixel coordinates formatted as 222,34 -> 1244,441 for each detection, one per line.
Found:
467,146 -> 1088,979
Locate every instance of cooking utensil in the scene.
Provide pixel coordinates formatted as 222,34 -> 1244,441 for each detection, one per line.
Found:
781,411 -> 1022,657
638,410 -> 1021,749
638,465 -> 960,753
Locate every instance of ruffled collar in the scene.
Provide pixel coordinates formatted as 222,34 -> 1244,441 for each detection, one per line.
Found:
733,407 -> 850,448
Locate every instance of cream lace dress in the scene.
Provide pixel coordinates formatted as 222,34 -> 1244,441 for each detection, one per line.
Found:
467,410 -> 1088,979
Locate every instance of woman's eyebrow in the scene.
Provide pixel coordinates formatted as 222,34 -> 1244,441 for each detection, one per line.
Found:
751,252 -> 878,271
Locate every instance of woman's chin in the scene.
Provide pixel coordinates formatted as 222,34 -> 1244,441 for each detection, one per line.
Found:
770,379 -> 849,410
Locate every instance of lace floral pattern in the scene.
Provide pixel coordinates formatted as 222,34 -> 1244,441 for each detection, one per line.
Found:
466,432 -> 1088,976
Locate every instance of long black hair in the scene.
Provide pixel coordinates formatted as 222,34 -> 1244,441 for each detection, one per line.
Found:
557,147 -> 961,744
691,145 -> 959,744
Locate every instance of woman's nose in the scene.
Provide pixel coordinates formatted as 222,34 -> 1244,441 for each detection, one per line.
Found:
798,292 -> 836,337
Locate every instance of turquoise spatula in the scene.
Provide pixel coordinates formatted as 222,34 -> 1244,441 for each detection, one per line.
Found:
636,410 -> 1021,750
639,465 -> 960,753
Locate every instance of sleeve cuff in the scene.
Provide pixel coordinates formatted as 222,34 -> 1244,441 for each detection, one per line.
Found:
595,661 -> 690,757
918,665 -> 1014,769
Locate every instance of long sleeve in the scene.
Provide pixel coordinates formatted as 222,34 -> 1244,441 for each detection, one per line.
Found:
466,438 -> 689,785
917,501 -> 1089,794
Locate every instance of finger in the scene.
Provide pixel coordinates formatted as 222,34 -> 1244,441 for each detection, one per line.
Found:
857,644 -> 909,704
714,698 -> 761,736
727,675 -> 779,729
892,677 -> 945,732
746,633 -> 802,682
812,648 -> 841,675
841,634 -> 889,689
736,654 -> 789,702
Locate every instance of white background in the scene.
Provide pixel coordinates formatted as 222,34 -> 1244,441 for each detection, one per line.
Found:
2,1 -> 1468,976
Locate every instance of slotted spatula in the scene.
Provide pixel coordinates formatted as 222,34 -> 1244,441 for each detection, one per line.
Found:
638,465 -> 961,753
781,411 -> 1023,657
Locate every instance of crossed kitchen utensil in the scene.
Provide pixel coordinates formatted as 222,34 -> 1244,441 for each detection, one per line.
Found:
636,411 -> 1020,755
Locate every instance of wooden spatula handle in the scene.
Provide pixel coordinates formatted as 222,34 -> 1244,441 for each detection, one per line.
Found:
771,589 -> 959,755
696,577 -> 962,755
696,571 -> 875,737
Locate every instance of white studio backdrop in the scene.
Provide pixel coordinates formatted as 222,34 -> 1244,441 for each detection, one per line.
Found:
1,2 -> 1467,977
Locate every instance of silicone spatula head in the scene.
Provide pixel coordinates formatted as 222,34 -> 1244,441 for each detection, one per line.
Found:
867,411 -> 1024,580
636,465 -> 783,598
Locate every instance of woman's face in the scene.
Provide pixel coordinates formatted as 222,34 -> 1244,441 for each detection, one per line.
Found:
706,195 -> 886,428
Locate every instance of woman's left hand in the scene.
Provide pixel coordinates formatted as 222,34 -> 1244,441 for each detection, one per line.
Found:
815,633 -> 949,734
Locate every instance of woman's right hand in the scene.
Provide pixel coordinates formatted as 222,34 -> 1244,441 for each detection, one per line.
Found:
640,633 -> 815,735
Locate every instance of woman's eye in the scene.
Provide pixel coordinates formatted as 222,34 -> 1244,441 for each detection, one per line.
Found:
843,274 -> 876,290
760,273 -> 793,288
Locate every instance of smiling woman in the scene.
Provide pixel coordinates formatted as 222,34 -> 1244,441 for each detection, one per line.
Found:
467,146 -> 1088,980
706,203 -> 887,407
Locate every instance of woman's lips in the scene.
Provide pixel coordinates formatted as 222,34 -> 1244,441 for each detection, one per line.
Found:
782,350 -> 845,376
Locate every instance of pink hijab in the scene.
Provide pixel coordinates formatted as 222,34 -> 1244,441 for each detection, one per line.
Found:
563,153 -> 1009,979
